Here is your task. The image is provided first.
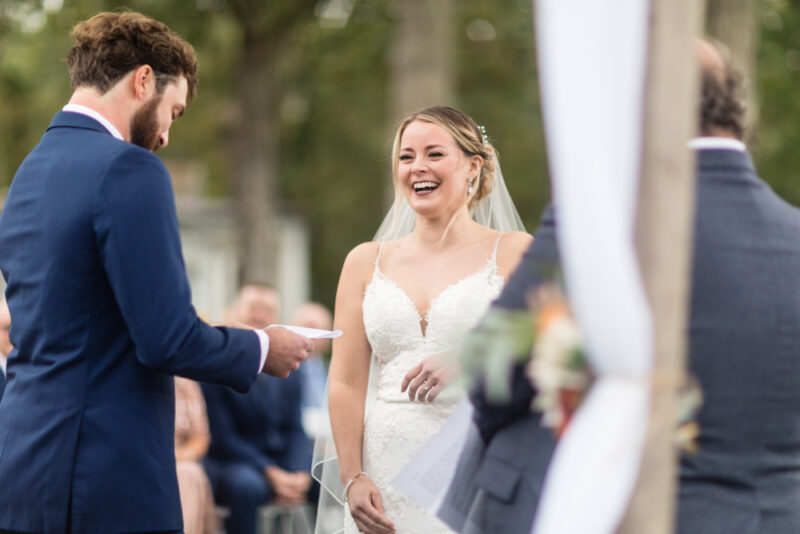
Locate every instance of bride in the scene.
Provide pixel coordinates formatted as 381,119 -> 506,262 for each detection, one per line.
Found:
326,106 -> 531,534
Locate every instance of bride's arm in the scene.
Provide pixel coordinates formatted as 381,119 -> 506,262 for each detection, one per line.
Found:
328,242 -> 396,534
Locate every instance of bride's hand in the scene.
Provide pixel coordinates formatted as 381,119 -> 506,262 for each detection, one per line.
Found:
347,476 -> 396,534
401,351 -> 459,402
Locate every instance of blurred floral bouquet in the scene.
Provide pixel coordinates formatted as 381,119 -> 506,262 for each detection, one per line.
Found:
525,284 -> 591,437
458,279 -> 702,450
524,283 -> 702,451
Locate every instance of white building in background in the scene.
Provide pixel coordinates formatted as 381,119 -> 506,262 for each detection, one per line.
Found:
170,161 -> 310,323
177,196 -> 311,322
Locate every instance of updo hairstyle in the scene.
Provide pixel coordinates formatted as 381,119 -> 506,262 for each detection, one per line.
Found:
391,106 -> 496,210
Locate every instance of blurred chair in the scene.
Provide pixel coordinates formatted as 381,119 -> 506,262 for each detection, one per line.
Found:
257,504 -> 314,534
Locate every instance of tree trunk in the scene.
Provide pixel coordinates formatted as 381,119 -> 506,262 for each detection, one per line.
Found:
706,0 -> 759,137
231,30 -> 281,285
226,2 -> 316,285
617,1 -> 703,532
387,0 -> 455,205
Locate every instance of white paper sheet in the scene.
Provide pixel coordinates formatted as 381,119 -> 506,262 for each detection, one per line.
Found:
270,324 -> 343,339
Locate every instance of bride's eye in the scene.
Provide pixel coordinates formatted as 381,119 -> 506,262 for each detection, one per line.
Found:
399,154 -> 413,162
429,151 -> 444,158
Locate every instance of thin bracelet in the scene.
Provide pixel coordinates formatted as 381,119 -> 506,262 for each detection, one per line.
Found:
343,471 -> 367,503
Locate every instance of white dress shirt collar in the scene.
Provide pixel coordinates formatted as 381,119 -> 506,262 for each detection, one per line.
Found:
62,104 -> 124,141
688,137 -> 746,152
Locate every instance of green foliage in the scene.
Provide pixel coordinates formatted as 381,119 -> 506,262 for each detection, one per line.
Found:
0,0 -> 548,309
7,1 -> 800,312
756,0 -> 800,204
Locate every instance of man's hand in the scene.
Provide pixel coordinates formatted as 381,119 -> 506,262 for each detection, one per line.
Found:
262,326 -> 313,378
265,466 -> 308,506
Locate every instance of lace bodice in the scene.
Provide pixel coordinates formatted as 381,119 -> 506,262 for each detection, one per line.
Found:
362,238 -> 505,403
343,236 -> 506,534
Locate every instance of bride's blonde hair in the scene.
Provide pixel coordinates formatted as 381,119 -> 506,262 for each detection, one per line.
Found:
390,106 -> 497,212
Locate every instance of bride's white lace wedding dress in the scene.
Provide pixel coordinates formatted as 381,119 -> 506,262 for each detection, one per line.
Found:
345,236 -> 505,534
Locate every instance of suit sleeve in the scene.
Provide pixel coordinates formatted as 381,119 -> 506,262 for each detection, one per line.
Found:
469,204 -> 559,441
93,147 -> 259,392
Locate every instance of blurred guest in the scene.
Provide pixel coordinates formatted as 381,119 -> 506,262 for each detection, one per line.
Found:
444,39 -> 800,534
0,299 -> 10,401
175,376 -> 218,534
204,284 -> 314,534
292,302 -> 332,438
229,283 -> 280,331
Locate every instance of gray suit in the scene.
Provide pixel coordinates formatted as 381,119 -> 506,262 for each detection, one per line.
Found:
677,147 -> 800,533
442,147 -> 800,534
439,207 -> 558,534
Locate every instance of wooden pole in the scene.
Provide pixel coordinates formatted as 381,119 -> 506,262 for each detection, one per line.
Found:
617,1 -> 704,533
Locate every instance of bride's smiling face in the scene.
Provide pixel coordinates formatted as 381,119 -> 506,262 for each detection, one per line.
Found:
397,120 -> 481,219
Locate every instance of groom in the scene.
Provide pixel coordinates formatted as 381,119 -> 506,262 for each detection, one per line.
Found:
443,39 -> 800,534
0,12 -> 312,534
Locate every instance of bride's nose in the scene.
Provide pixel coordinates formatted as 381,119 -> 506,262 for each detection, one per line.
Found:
411,158 -> 428,174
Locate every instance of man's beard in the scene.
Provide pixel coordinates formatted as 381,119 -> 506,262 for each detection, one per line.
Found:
130,95 -> 162,152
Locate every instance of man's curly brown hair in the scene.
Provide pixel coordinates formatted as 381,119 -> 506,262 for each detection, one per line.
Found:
699,52 -> 746,140
66,11 -> 198,101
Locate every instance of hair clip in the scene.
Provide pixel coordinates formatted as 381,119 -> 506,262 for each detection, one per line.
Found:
478,124 -> 488,145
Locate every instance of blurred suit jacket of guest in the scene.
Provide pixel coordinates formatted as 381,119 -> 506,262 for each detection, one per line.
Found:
443,146 -> 800,534
0,112 -> 261,534
203,372 -> 312,480
439,206 -> 558,534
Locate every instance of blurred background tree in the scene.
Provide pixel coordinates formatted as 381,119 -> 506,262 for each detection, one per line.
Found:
707,0 -> 760,134
0,0 -> 798,311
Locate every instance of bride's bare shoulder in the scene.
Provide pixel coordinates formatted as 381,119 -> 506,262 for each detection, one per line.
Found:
496,231 -> 533,274
501,230 -> 534,253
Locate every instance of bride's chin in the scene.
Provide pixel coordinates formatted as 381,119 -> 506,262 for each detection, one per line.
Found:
408,202 -> 443,218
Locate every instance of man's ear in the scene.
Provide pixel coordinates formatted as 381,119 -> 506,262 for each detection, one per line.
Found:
131,64 -> 155,101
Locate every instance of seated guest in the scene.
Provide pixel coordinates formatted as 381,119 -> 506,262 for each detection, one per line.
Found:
292,302 -> 332,439
203,284 -> 314,534
0,298 -> 11,401
175,376 -> 218,534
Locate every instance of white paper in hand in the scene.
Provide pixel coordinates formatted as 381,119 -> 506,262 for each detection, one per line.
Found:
271,324 -> 343,339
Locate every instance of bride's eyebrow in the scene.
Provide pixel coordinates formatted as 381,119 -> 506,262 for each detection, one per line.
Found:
399,144 -> 447,152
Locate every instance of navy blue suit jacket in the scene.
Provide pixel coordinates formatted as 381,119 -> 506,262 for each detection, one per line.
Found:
203,372 -> 311,477
0,112 -> 261,533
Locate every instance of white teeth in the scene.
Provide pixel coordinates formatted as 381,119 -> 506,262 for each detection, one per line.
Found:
413,181 -> 439,191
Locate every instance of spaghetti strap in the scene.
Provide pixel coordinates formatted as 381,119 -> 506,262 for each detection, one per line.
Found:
490,233 -> 504,263
374,242 -> 384,268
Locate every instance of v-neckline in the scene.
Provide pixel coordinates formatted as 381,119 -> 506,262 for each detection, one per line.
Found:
373,262 -> 493,338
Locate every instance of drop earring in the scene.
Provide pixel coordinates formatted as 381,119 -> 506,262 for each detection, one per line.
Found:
468,177 -> 476,195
